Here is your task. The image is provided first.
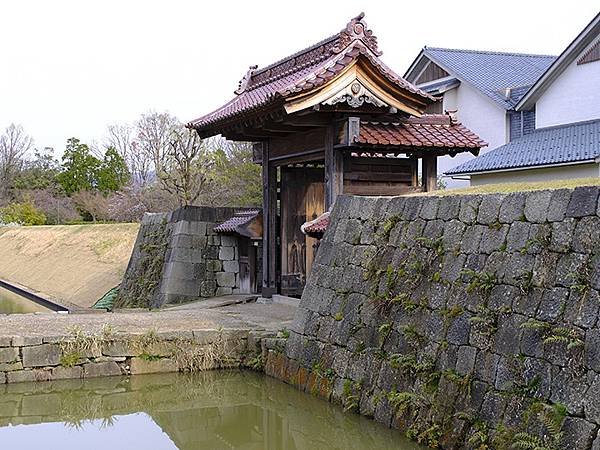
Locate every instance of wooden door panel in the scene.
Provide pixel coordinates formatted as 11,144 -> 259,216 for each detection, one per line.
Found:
280,167 -> 324,296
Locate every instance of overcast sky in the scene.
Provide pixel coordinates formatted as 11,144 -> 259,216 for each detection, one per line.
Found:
1,1 -> 598,156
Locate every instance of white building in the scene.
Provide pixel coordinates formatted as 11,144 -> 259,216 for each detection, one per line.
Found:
406,12 -> 600,186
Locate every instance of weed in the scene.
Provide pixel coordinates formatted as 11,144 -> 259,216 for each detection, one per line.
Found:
399,324 -> 427,347
461,269 -> 497,298
60,352 -> 82,368
416,236 -> 445,256
387,390 -> 420,415
139,352 -> 162,361
520,319 -> 583,350
382,215 -> 401,240
568,266 -> 591,297
389,354 -> 434,377
543,327 -> 584,349
488,220 -> 502,231
343,379 -> 362,412
467,420 -> 491,450
520,318 -> 551,332
247,353 -> 264,371
469,306 -> 499,337
278,328 -> 290,339
378,323 -> 392,344
509,402 -> 566,450
518,270 -> 534,294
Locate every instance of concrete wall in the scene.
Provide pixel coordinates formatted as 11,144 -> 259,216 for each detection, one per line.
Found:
470,163 -> 600,186
267,188 -> 600,449
536,42 -> 600,128
117,206 -> 242,308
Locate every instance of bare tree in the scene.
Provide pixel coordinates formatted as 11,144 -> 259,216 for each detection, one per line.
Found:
156,129 -> 214,206
72,190 -> 109,223
106,123 -> 153,187
135,111 -> 180,172
0,124 -> 33,196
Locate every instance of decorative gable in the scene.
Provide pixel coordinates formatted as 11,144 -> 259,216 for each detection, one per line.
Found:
578,39 -> 600,65
415,61 -> 449,84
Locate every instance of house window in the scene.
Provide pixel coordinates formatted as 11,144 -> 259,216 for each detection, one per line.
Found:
509,108 -> 536,141
415,62 -> 449,84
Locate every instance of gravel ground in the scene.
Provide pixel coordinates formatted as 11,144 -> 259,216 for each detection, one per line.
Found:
0,301 -> 296,338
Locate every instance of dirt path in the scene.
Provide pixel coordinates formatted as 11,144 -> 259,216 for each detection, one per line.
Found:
0,224 -> 139,308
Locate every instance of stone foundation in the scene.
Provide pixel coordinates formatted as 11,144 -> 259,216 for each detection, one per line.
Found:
268,188 -> 600,450
117,206 -> 244,308
0,329 -> 271,384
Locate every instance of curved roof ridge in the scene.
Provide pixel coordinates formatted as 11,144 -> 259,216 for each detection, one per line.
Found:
252,34 -> 339,78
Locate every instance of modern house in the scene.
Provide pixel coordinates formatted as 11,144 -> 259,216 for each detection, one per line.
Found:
188,14 -> 485,298
407,11 -> 600,186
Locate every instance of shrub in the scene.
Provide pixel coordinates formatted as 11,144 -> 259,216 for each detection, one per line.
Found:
0,200 -> 46,225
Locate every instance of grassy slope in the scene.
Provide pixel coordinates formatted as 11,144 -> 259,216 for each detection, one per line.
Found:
426,177 -> 600,196
0,223 -> 139,308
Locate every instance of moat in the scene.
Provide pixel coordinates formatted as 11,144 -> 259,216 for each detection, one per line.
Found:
0,370 -> 424,450
0,285 -> 49,314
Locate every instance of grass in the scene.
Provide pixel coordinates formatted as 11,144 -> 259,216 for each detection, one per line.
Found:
417,177 -> 600,197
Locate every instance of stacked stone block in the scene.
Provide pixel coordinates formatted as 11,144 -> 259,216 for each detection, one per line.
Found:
118,206 -> 243,308
0,329 -> 260,384
267,187 -> 600,449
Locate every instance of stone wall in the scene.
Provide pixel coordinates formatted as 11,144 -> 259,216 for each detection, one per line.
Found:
267,187 -> 600,449
117,206 -> 243,308
0,328 -> 268,384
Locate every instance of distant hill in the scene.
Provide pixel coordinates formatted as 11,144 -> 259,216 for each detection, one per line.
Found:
0,224 -> 139,308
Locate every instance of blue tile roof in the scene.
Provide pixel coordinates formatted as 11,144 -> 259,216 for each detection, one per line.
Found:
423,48 -> 556,109
446,119 -> 600,175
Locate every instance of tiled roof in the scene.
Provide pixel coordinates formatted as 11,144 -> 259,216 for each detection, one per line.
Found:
214,209 -> 261,234
188,14 -> 433,132
357,115 -> 487,151
420,48 -> 556,109
301,212 -> 330,238
446,119 -> 600,175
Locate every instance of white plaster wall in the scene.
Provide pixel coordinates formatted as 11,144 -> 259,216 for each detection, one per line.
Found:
536,42 -> 600,128
439,83 -> 508,187
470,163 -> 600,186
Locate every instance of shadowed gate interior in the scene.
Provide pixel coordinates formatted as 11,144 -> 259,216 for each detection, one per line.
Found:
280,166 -> 324,297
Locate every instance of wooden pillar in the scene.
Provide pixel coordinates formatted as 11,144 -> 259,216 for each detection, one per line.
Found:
422,154 -> 438,192
261,141 -> 277,298
324,125 -> 343,209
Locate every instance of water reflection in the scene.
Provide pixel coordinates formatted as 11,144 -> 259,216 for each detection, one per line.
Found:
0,371 -> 424,450
0,286 -> 49,314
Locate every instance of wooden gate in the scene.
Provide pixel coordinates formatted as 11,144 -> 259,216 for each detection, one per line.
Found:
280,167 -> 324,297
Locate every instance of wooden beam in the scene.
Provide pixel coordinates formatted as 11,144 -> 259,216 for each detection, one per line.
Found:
270,149 -> 324,166
261,141 -> 278,298
422,155 -> 438,192
324,125 -> 343,209
261,123 -> 303,133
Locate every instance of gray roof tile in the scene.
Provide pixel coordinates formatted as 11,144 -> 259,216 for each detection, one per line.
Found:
446,119 -> 600,175
423,48 -> 556,109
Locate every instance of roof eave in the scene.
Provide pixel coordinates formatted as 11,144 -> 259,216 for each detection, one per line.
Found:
516,12 -> 600,111
403,48 -> 428,81
446,158 -> 599,177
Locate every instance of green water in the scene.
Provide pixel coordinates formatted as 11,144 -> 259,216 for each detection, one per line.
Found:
0,371 -> 424,450
0,286 -> 49,314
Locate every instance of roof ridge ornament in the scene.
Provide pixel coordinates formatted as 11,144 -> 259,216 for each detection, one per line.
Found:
333,12 -> 382,56
235,65 -> 258,95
